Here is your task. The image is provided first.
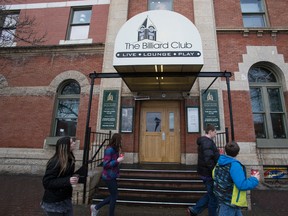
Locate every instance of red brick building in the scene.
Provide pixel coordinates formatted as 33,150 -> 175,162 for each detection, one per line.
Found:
1,0 -> 288,182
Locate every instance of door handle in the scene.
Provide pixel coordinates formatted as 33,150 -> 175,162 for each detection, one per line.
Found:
162,132 -> 165,141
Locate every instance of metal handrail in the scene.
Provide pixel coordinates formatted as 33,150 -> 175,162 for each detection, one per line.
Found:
88,131 -> 111,169
215,127 -> 229,152
88,138 -> 109,167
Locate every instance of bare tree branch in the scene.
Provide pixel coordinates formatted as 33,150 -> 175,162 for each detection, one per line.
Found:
0,0 -> 47,47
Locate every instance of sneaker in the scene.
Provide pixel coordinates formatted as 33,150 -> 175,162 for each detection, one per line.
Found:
187,207 -> 197,216
90,204 -> 99,216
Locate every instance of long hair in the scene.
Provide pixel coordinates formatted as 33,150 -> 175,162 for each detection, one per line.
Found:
48,136 -> 74,176
108,133 -> 122,152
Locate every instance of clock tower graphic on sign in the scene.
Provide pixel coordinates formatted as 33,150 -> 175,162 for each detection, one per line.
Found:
138,16 -> 157,41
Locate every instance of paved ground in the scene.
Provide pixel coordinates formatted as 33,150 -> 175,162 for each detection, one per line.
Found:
1,174 -> 288,216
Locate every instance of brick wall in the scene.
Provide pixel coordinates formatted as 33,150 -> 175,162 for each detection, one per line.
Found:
185,97 -> 200,153
214,0 -> 288,28
120,96 -> 136,153
0,45 -> 104,149
128,0 -> 194,22
15,4 -> 109,46
266,0 -> 288,27
223,90 -> 255,142
214,0 -> 244,28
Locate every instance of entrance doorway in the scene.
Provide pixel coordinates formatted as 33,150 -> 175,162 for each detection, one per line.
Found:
140,101 -> 180,163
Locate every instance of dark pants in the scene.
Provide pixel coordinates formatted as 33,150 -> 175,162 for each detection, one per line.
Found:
96,179 -> 118,216
191,177 -> 218,216
42,199 -> 73,216
44,209 -> 73,216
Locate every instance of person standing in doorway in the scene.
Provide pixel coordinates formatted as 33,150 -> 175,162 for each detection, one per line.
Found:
213,141 -> 260,216
187,124 -> 220,216
41,136 -> 78,216
90,133 -> 124,216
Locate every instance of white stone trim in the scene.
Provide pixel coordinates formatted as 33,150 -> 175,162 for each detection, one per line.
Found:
7,0 -> 110,10
49,70 -> 91,94
122,152 -> 139,164
183,153 -> 198,165
237,46 -> 288,91
59,39 -> 93,45
0,70 -> 92,96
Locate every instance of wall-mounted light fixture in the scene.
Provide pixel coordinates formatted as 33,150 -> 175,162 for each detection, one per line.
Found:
134,96 -> 150,101
155,65 -> 164,80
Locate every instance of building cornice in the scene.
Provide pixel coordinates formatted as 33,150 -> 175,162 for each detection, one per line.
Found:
0,43 -> 105,56
216,28 -> 288,37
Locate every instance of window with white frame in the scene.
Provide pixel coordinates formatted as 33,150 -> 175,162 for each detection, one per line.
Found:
0,12 -> 19,46
249,67 -> 286,140
67,8 -> 92,40
240,0 -> 266,27
148,0 -> 173,11
53,80 -> 80,137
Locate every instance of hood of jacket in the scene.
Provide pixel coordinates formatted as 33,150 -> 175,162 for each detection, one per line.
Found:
217,154 -> 238,166
197,136 -> 210,146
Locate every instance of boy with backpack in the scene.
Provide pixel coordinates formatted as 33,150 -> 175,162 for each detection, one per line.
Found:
213,141 -> 260,216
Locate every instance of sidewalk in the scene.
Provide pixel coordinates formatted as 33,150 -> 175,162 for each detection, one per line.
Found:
1,174 -> 288,216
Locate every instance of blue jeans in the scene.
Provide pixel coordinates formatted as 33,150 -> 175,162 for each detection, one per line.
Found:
218,203 -> 242,216
191,178 -> 218,216
41,199 -> 73,216
96,179 -> 118,216
44,211 -> 73,216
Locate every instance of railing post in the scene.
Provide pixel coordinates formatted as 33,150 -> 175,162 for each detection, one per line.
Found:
82,72 -> 96,204
82,127 -> 91,204
226,76 -> 235,141
225,127 -> 229,144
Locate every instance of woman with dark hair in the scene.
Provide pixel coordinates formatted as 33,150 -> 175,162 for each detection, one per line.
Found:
41,136 -> 78,216
90,133 -> 124,216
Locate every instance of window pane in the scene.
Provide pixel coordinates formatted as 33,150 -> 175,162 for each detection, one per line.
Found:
248,67 -> 277,83
243,14 -> 265,27
0,14 -> 18,45
57,99 -> 79,118
146,112 -> 161,132
70,26 -> 89,40
250,88 -> 263,112
72,10 -> 91,24
271,114 -> 286,138
169,112 -> 174,132
121,108 -> 133,132
0,30 -> 15,46
241,0 -> 264,13
56,119 -> 77,136
268,88 -> 283,112
61,82 -> 80,95
253,114 -> 266,138
148,0 -> 173,10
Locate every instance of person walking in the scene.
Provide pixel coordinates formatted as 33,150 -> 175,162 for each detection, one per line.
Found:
187,124 -> 220,216
213,141 -> 260,216
41,136 -> 79,216
90,133 -> 124,216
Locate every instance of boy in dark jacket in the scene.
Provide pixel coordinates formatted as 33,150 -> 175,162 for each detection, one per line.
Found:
187,124 -> 220,216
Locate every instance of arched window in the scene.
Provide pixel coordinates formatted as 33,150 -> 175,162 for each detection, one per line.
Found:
53,80 -> 80,137
248,66 -> 286,140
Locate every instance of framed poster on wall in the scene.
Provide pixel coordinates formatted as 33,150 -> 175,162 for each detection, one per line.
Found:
187,106 -> 200,133
120,107 -> 134,133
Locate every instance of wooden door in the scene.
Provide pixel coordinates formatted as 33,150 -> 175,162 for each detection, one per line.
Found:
140,101 -> 180,163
